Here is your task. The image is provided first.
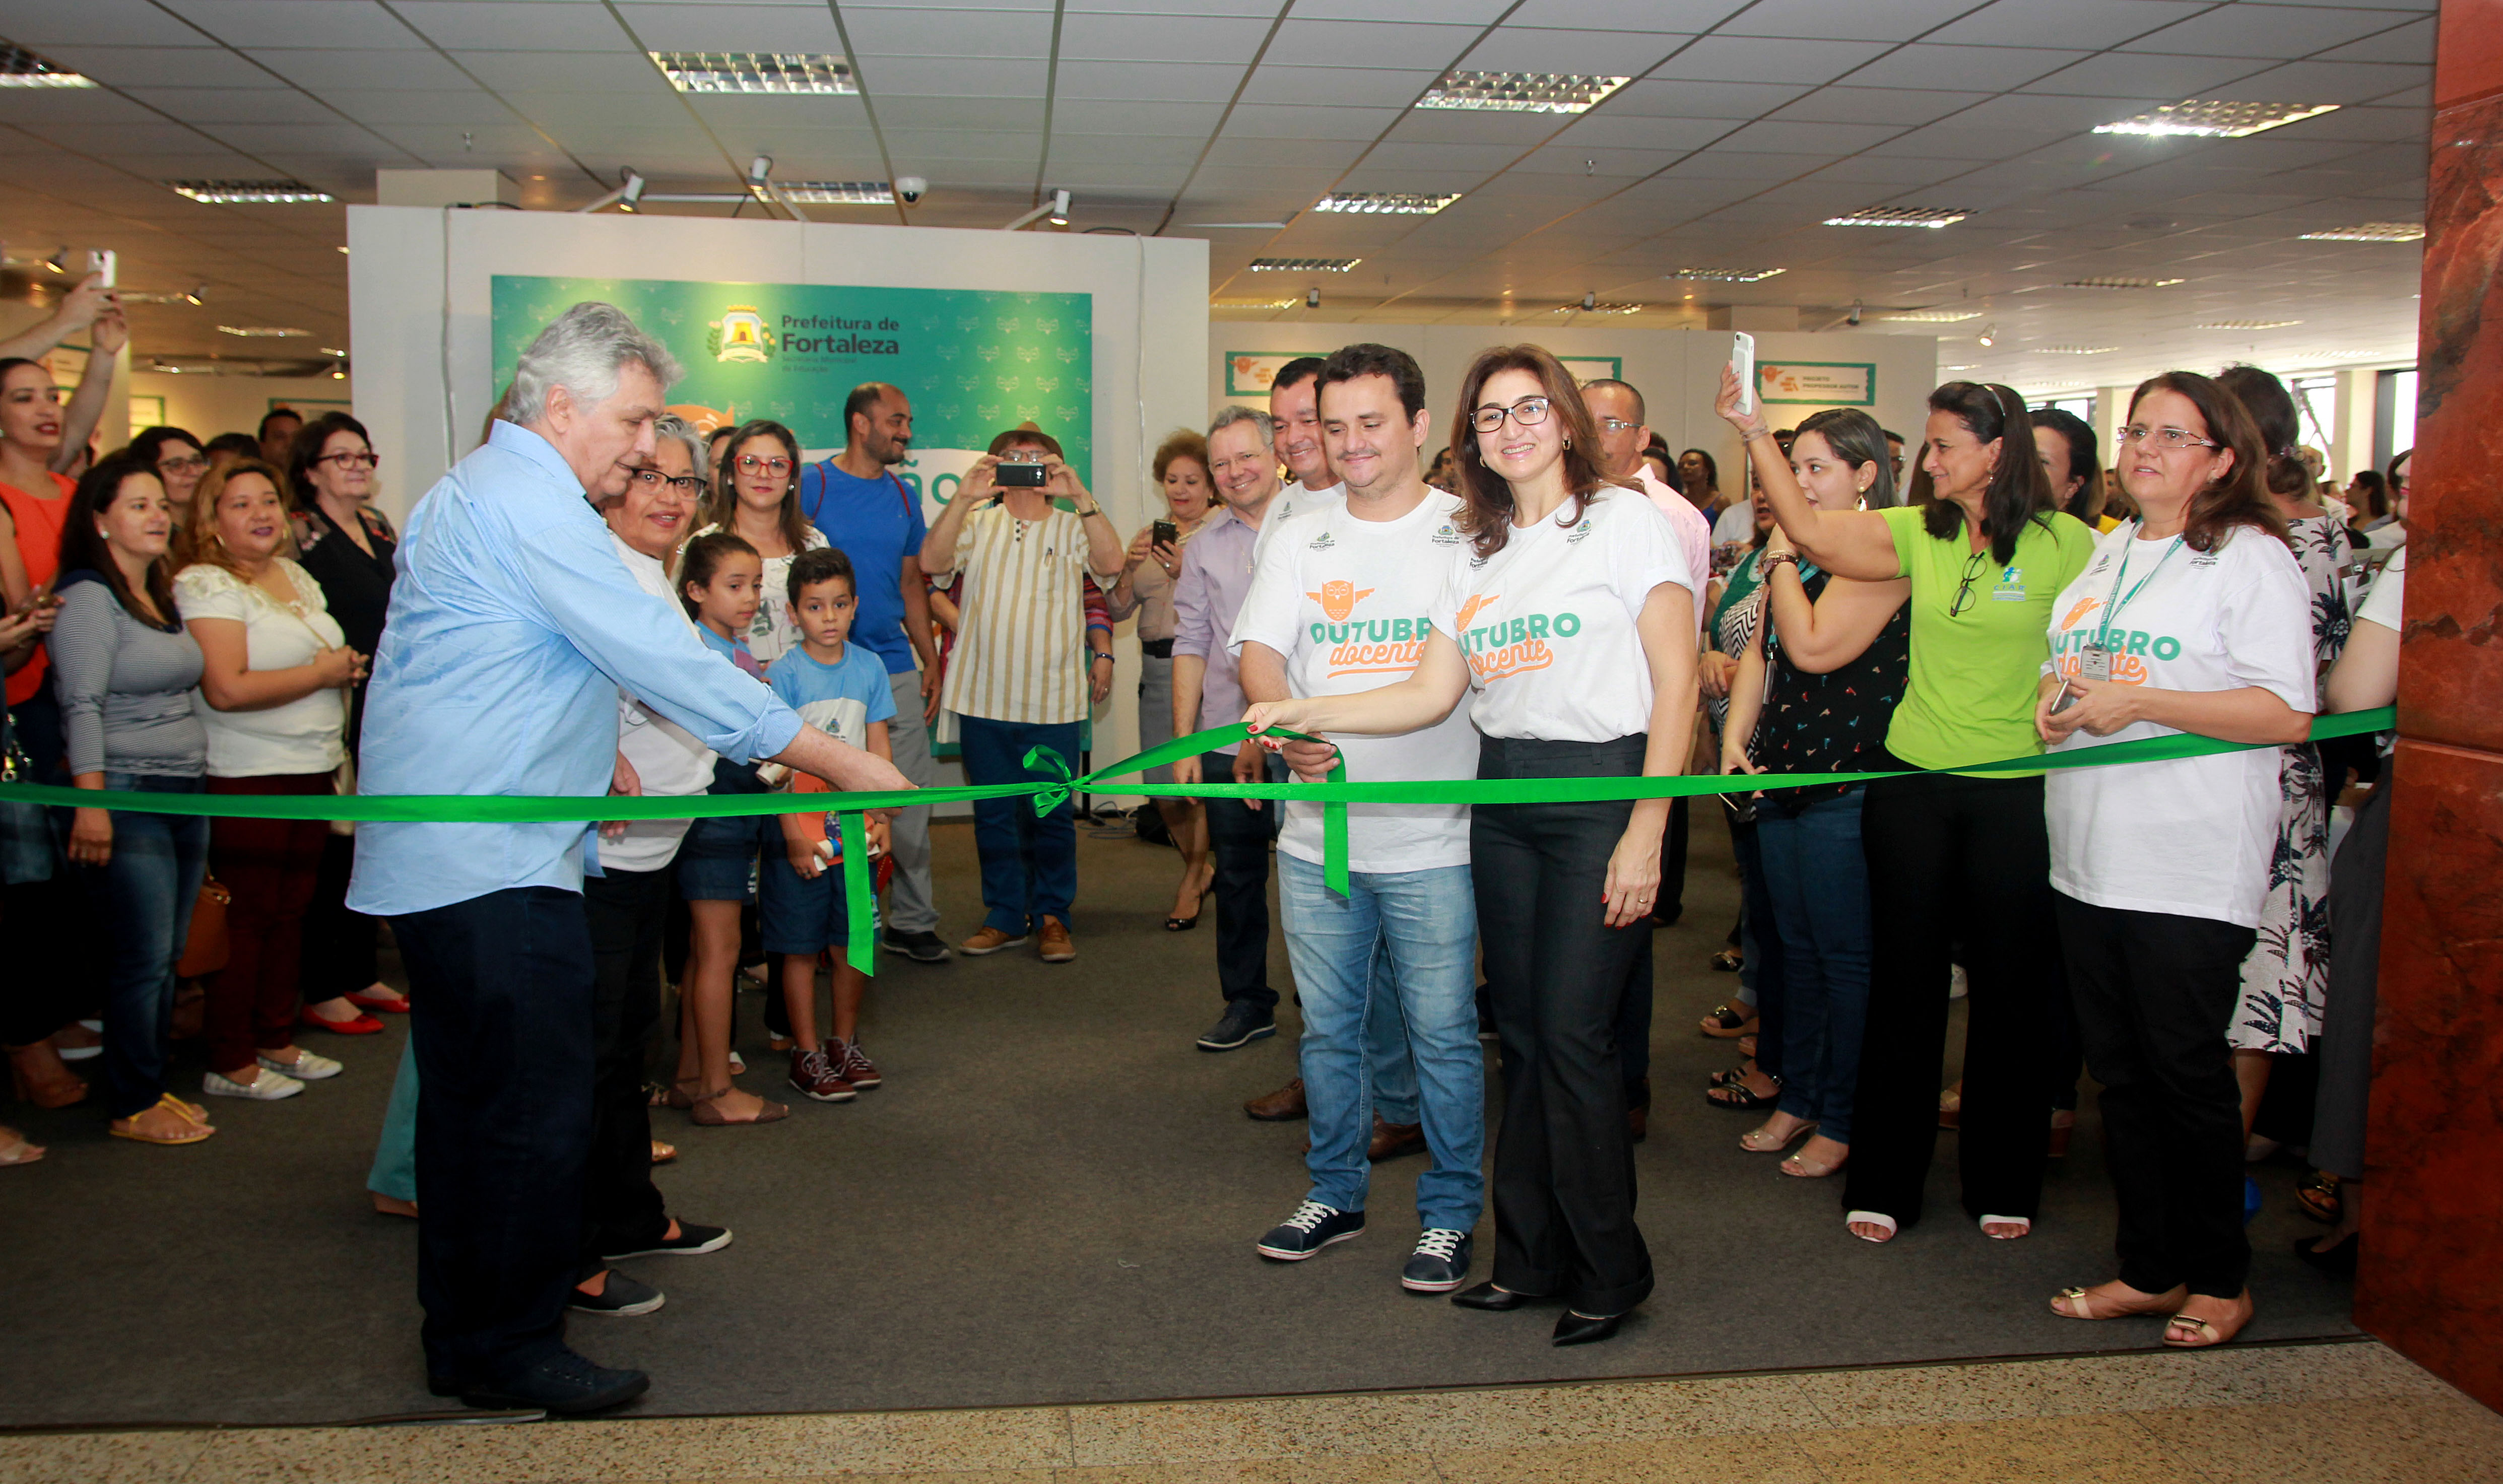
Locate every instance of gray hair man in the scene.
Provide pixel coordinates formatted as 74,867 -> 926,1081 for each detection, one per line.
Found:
350,301 -> 910,1415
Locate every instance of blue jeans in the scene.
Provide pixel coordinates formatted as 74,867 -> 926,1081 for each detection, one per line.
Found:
1278,854 -> 1482,1231
370,1037 -> 419,1203
84,773 -> 209,1118
1759,789 -> 1873,1144
957,715 -> 1080,935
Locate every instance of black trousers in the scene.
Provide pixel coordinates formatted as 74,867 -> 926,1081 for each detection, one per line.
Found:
580,864 -> 674,1273
2055,892 -> 2255,1297
1475,734 -> 1654,1317
397,887 -> 596,1383
1845,767 -> 2062,1228
302,832 -> 381,1000
1199,750 -> 1281,1011
1658,795 -> 1689,915
1612,929 -> 1656,1099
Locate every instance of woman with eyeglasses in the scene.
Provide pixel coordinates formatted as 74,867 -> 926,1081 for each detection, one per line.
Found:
1720,371 -> 2095,1247
2368,449 -> 2410,550
1246,344 -> 1701,1345
127,427 -> 209,528
2035,372 -> 2314,1350
688,419 -> 827,665
285,412 -> 409,1027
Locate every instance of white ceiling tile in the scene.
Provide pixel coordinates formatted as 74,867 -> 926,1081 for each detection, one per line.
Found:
1842,43 -> 2089,91
324,90 -> 504,126
165,1 -> 432,49
1769,85 -> 1992,127
1262,20 -> 1486,70
1219,104 -> 1401,142
37,45 -> 283,89
1057,13 -> 1275,63
1237,65 -> 1438,109
840,9 -> 1058,59
250,48 -> 484,93
1460,29 -> 1689,75
1052,61 -> 1243,102
1930,0 -> 2210,51
1545,114 -> 1736,152
1651,36 -> 1897,85
116,86 -> 342,121
1053,100 -> 1226,133
1726,0 -> 1995,43
5,1 -> 218,48
613,4 -> 845,52
862,58 -> 1050,97
2311,16 -> 2435,64
1607,78 -> 1815,119
2019,52 -> 2267,99
1289,0 -> 1516,20
1203,136 -> 1369,171
449,51 -> 666,93
0,88 -> 184,125
389,3 -> 637,52
2120,5 -> 2421,61
2209,60 -> 2430,105
1712,119 -> 1903,155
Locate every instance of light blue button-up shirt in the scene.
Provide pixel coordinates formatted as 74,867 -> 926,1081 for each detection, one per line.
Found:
348,421 -> 803,916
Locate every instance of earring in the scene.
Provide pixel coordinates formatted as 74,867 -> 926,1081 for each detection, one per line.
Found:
1562,437 -> 1572,449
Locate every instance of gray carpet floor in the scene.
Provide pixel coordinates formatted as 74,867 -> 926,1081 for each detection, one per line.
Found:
0,816 -> 2357,1427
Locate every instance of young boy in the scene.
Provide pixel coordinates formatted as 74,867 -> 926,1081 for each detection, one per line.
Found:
759,547 -> 898,1102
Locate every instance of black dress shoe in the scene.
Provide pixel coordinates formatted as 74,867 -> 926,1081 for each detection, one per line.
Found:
448,1351 -> 650,1414
1451,1281 -> 1536,1311
2293,1231 -> 2359,1278
1553,1311 -> 1623,1346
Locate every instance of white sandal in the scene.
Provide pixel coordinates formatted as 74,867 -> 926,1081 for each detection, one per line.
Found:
1846,1209 -> 1897,1244
1979,1213 -> 2032,1239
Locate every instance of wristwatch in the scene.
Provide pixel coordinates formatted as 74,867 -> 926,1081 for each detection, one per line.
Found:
1760,550 -> 1801,573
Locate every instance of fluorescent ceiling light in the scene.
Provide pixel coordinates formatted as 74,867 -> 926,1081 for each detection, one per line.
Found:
2094,100 -> 2337,139
2278,349 -> 2379,364
2064,277 -> 2184,289
1420,71 -> 1627,114
218,325 -> 311,338
1826,208 -> 1967,229
1212,297 -> 1296,310
172,180 -> 333,204
1881,310 -> 1981,323
1671,267 -> 1786,283
2299,222 -> 2424,242
1554,302 -> 1642,315
777,181 -> 893,205
0,43 -> 93,87
2029,345 -> 2118,355
1249,257 -> 1360,272
319,347 -> 349,357
1314,191 -> 1461,215
2200,319 -> 2303,329
651,52 -> 855,95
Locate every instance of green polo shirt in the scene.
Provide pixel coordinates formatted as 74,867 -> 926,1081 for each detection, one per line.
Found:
1879,503 -> 2097,773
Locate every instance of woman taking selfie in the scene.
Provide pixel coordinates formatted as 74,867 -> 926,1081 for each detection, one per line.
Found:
1247,344 -> 1699,1345
2036,372 -> 2313,1349
1723,370 -> 2095,1246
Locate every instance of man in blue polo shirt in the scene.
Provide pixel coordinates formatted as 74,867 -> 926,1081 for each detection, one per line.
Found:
798,382 -> 948,962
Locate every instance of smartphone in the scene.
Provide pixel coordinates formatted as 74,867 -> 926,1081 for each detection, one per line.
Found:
1731,331 -> 1755,416
90,249 -> 116,288
1152,519 -> 1178,548
995,460 -> 1048,488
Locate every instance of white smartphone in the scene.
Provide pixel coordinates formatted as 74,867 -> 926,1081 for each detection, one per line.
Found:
90,248 -> 116,287
1731,331 -> 1755,416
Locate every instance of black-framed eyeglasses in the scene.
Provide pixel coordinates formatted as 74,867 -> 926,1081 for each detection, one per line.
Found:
2115,424 -> 2218,452
627,467 -> 704,495
318,450 -> 379,469
156,454 -> 208,475
1948,549 -> 1988,618
736,454 -> 794,475
1470,396 -> 1552,434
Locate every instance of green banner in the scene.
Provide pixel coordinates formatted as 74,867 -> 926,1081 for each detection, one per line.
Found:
490,275 -> 1095,501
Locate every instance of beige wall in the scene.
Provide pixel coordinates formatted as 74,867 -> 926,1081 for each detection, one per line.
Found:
124,372 -> 355,455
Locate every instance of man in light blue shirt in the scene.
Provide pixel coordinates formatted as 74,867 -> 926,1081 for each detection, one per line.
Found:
351,302 -> 908,1415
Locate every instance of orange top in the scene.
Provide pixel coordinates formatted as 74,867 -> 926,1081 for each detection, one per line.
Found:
2,471 -> 75,706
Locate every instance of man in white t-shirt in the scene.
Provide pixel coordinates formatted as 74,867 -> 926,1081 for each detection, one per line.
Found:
1232,343 -> 1484,1294
1253,355 -> 1346,568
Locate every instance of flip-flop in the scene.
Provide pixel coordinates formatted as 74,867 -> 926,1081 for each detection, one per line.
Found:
2050,1282 -> 2187,1320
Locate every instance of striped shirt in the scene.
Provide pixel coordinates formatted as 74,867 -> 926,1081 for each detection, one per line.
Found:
933,503 -> 1105,724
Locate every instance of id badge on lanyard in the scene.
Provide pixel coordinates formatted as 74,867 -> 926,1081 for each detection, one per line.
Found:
2053,639 -> 2111,716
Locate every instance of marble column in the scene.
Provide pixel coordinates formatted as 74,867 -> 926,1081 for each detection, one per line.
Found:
2353,0 -> 2503,1413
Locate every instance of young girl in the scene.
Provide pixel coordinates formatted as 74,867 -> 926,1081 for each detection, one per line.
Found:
668,532 -> 783,1125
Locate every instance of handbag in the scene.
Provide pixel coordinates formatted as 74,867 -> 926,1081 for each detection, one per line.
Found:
0,710 -> 56,886
176,873 -> 233,979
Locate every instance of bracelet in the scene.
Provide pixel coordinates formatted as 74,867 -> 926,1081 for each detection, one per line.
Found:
1760,550 -> 1800,572
1740,426 -> 1774,443
1090,650 -> 1114,664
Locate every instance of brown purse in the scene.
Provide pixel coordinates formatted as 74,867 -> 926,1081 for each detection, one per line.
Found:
176,873 -> 233,978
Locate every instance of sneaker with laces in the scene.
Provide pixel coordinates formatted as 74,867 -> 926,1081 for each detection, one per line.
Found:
881,927 -> 953,963
205,1067 -> 304,1100
787,1047 -> 858,1103
567,1270 -> 665,1317
1401,1229 -> 1473,1292
1197,1001 -> 1276,1052
1037,916 -> 1076,963
960,925 -> 1028,956
260,1048 -> 342,1080
432,1348 -> 649,1414
1256,1200 -> 1365,1261
827,1036 -> 881,1089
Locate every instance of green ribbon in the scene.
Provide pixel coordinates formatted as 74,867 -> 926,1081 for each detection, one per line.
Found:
2,707 -> 2394,978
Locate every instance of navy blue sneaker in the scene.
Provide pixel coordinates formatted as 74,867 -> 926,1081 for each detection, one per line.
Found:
568,1269 -> 665,1317
1402,1229 -> 1473,1292
434,1350 -> 651,1414
1256,1200 -> 1364,1260
1196,1002 -> 1276,1052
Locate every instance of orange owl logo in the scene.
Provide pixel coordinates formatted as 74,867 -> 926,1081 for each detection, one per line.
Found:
2060,595 -> 2103,631
1308,580 -> 1375,621
1453,593 -> 1500,633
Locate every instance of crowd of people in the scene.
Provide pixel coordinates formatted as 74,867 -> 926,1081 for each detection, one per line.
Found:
0,284 -> 2413,1411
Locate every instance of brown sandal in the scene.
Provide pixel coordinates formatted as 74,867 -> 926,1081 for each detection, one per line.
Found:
690,1090 -> 788,1126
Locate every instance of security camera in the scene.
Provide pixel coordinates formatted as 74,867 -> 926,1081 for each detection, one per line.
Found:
895,175 -> 927,205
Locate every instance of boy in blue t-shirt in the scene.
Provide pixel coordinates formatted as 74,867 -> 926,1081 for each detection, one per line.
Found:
760,547 -> 897,1103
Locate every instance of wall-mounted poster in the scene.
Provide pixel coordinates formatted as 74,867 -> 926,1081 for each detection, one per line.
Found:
1224,350 -> 1329,397
492,275 -> 1094,515
1758,361 -> 1876,407
1559,355 -> 1623,384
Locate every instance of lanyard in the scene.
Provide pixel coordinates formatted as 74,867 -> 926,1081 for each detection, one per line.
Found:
2095,523 -> 2182,643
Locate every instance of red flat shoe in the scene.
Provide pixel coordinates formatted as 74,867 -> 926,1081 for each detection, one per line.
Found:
345,989 -> 409,1014
299,1007 -> 384,1036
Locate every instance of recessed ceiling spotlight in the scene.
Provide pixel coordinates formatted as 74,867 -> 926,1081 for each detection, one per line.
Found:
2299,222 -> 2424,242
2200,319 -> 2304,329
1420,71 -> 1628,114
1825,207 -> 1967,229
776,181 -> 895,205
1250,257 -> 1360,272
0,42 -> 94,87
2094,100 -> 2337,139
171,180 -> 334,204
1881,310 -> 1982,323
1314,191 -> 1462,215
1671,266 -> 1786,283
650,52 -> 855,95
2029,345 -> 2119,355
2064,277 -> 2185,289
217,325 -> 311,338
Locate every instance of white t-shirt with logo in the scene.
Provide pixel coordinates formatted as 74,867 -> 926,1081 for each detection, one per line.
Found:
2043,521 -> 2317,927
1430,490 -> 1699,743
1231,490 -> 1477,873
1250,479 -> 1344,571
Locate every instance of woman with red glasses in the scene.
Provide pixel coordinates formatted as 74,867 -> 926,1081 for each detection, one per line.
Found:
688,419 -> 826,665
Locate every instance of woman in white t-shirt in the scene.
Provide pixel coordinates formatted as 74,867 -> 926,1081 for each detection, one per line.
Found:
2033,372 -> 2315,1351
174,460 -> 365,1101
1246,345 -> 1700,1345
688,418 -> 827,664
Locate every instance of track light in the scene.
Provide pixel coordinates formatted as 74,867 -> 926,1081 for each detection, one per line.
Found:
1977,322 -> 1998,347
1580,291 -> 1596,311
1002,188 -> 1072,232
1048,188 -> 1069,226
184,286 -> 205,306
575,168 -> 645,214
43,247 -> 69,274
